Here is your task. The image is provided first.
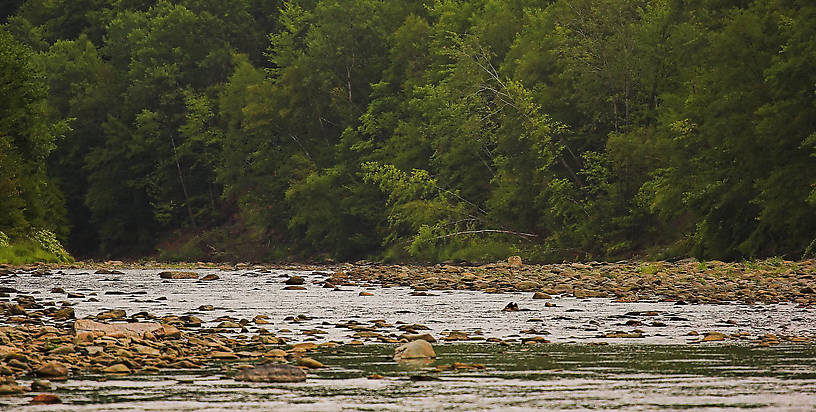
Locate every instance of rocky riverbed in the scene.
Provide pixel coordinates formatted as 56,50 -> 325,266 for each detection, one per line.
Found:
0,258 -> 814,409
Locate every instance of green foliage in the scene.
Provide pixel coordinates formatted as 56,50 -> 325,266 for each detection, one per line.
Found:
638,263 -> 661,276
27,228 -> 72,262
0,229 -> 72,264
0,240 -> 61,264
6,0 -> 816,262
0,26 -> 68,242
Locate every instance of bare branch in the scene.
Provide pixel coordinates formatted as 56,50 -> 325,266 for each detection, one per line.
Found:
433,229 -> 539,240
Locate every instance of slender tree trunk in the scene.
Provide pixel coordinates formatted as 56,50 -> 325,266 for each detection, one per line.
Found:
346,64 -> 353,103
170,135 -> 197,229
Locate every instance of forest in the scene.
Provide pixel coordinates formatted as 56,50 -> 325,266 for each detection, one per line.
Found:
1,0 -> 815,264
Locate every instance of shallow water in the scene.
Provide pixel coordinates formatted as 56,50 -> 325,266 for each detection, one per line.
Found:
3,344 -> 816,411
2,268 -> 816,410
4,268 -> 814,344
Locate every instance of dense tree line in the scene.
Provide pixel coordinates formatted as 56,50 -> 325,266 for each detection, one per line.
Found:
1,0 -> 815,263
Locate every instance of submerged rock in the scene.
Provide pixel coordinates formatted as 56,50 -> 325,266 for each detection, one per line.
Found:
31,380 -> 51,391
283,286 -> 306,290
234,363 -> 307,383
30,394 -> 62,404
296,357 -> 324,369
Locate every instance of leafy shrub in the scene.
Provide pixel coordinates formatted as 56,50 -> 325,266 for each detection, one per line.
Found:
28,229 -> 73,262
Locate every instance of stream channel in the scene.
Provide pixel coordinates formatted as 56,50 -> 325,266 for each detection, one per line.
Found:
2,268 -> 815,410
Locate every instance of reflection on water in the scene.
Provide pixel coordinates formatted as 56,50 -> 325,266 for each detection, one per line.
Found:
3,343 -> 816,411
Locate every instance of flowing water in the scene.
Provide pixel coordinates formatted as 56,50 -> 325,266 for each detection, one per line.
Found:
2,268 -> 815,410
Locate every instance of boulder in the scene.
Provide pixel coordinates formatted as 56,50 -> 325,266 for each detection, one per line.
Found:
515,281 -> 540,291
393,339 -> 435,362
95,269 -> 124,275
292,342 -> 318,352
97,309 -> 126,320
158,324 -> 181,339
217,321 -> 241,329
284,276 -> 305,285
158,271 -> 198,279
102,364 -> 131,374
49,344 -> 76,355
296,357 -> 324,369
0,345 -> 21,356
52,307 -> 75,320
402,333 -> 436,343
133,344 -> 160,356
702,332 -> 726,342
503,302 -> 520,311
264,349 -> 287,358
35,362 -> 68,378
507,256 -> 523,267
441,331 -> 469,341
6,304 -> 26,316
0,383 -> 24,395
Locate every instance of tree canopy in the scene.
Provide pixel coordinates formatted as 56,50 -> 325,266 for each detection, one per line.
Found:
2,0 -> 815,263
